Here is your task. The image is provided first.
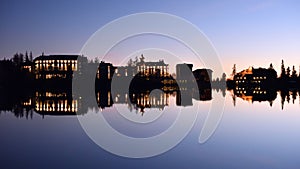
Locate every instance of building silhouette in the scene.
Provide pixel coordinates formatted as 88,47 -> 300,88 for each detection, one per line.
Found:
175,63 -> 213,106
176,63 -> 193,81
136,59 -> 169,77
21,61 -> 33,73
96,61 -> 115,81
114,66 -> 136,77
193,68 -> 213,89
234,66 -> 277,89
193,69 -> 212,83
96,90 -> 113,109
34,55 -> 82,80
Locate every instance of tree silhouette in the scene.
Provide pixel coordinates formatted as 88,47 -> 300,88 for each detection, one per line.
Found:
140,54 -> 145,63
133,56 -> 138,65
29,51 -> 33,61
280,60 -> 286,79
231,64 -> 236,77
13,53 -> 19,65
25,51 -> 29,62
88,58 -> 94,63
286,67 -> 291,78
291,66 -> 297,79
94,57 -> 99,63
269,63 -> 274,69
19,53 -> 24,63
127,58 -> 133,67
221,73 -> 226,82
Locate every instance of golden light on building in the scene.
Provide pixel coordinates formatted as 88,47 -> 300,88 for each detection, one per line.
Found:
22,65 -> 32,72
136,60 -> 169,77
34,55 -> 79,80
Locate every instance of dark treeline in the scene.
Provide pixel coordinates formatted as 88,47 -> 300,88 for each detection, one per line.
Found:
212,73 -> 226,97
0,51 -> 35,89
278,60 -> 300,88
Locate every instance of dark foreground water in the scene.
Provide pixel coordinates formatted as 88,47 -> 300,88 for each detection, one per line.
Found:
1,91 -> 300,169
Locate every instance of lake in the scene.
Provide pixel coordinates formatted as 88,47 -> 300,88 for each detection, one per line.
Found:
1,89 -> 300,169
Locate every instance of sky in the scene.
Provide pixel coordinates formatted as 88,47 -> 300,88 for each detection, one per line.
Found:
0,0 -> 300,76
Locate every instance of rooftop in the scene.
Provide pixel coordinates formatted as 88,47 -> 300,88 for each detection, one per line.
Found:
34,55 -> 80,61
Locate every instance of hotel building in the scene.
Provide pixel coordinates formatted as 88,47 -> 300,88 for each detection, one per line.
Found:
34,55 -> 86,80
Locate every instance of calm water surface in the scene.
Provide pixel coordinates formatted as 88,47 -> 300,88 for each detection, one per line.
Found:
1,90 -> 300,169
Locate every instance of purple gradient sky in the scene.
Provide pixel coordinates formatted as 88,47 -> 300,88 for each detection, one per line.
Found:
0,0 -> 299,75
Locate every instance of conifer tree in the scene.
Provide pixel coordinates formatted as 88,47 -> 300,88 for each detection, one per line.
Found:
280,60 -> 286,79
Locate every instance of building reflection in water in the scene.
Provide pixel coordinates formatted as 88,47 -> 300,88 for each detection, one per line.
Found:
229,86 -> 300,109
19,88 -> 212,117
3,54 -> 300,119
130,89 -> 170,114
1,86 -> 300,118
97,90 -> 113,109
176,88 -> 212,106
35,90 -> 78,116
233,87 -> 277,104
96,89 -> 172,115
3,56 -> 299,117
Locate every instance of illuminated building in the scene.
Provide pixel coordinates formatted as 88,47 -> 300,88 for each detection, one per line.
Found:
176,63 -> 194,91
176,64 -> 212,89
175,64 -> 213,106
21,61 -> 33,73
34,55 -> 83,80
234,67 -> 277,88
112,56 -> 169,78
175,63 -> 195,106
234,67 -> 277,97
136,59 -> 169,77
96,61 -> 115,81
114,66 -> 136,77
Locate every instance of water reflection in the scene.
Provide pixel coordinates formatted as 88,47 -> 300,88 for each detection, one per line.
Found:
35,90 -> 78,115
2,85 -> 300,118
0,86 -> 215,118
229,86 -> 300,109
230,87 -> 277,106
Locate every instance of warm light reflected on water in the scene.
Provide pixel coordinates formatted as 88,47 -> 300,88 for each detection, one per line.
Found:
1,90 -> 300,168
